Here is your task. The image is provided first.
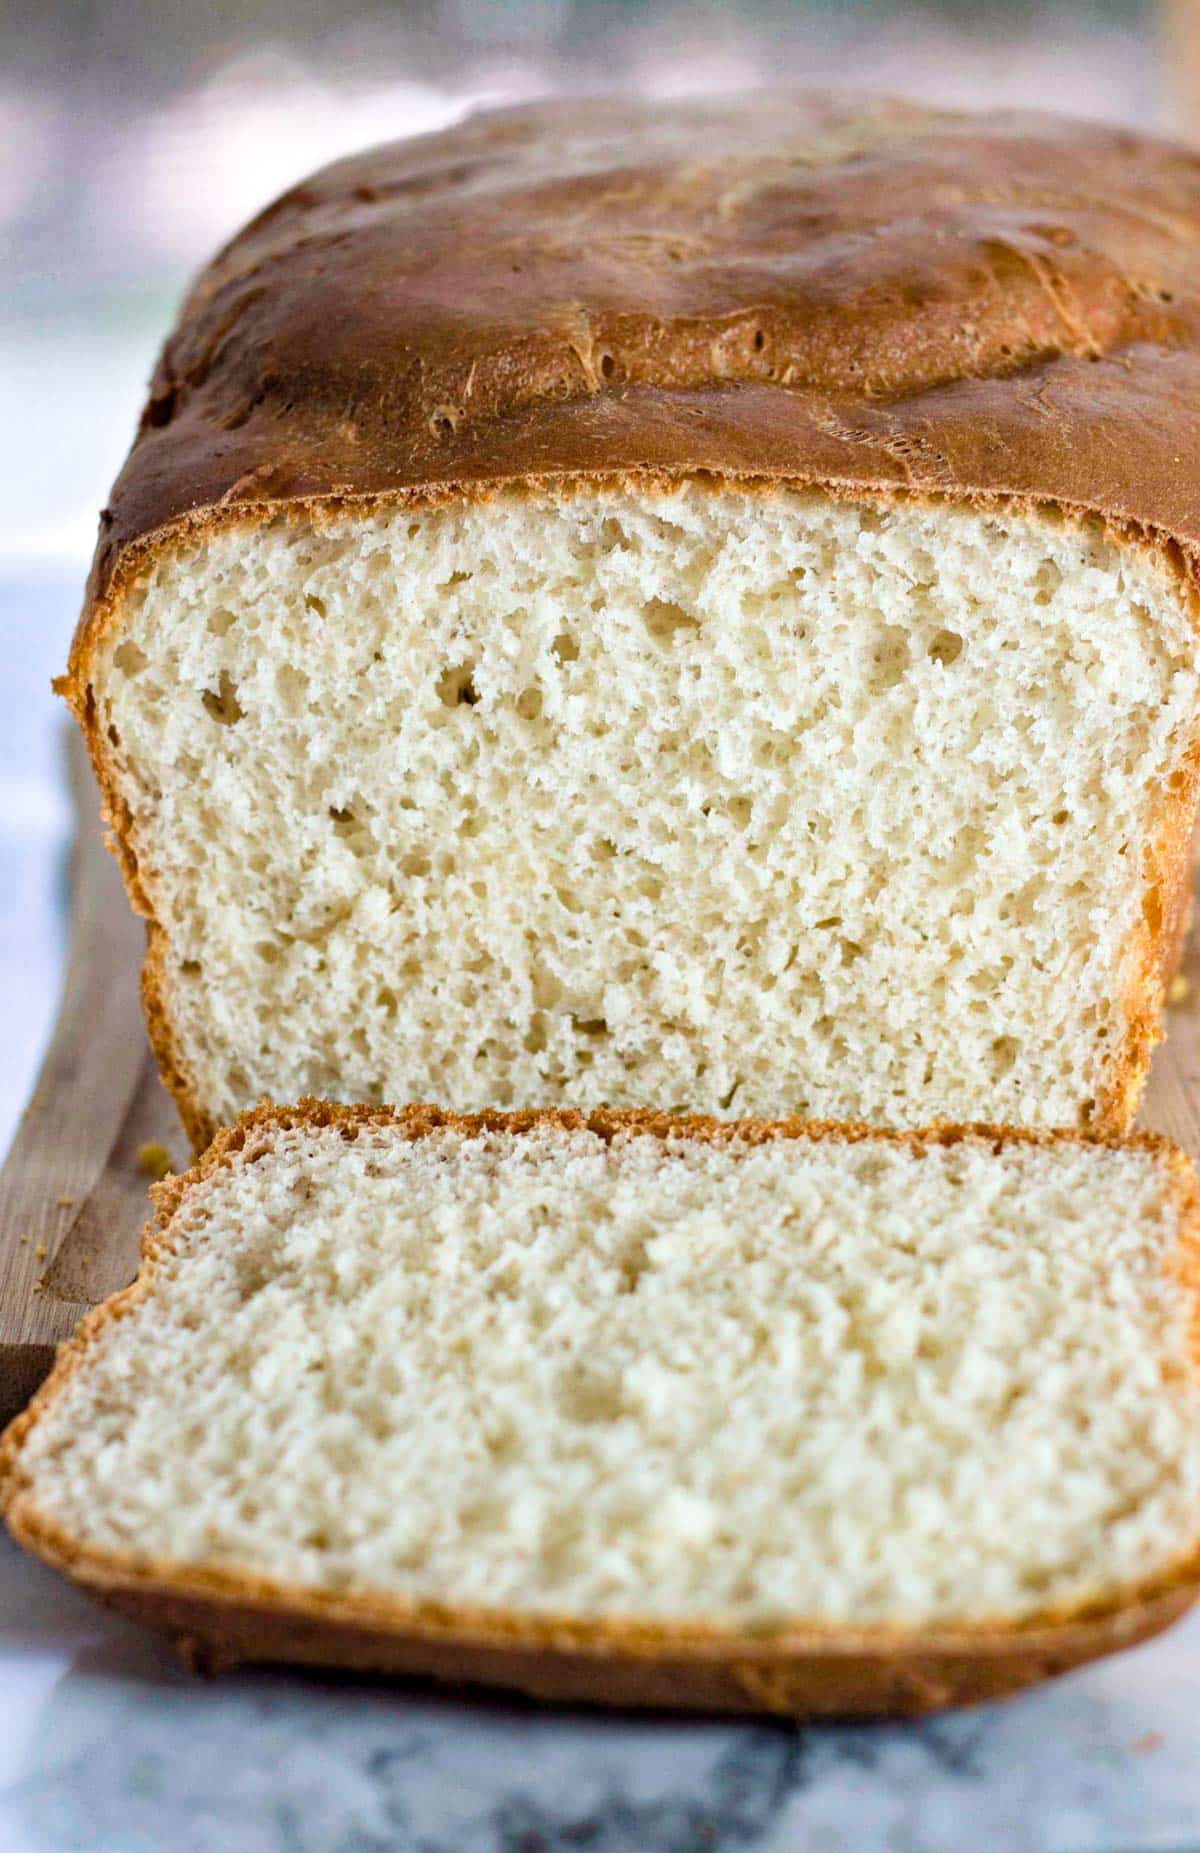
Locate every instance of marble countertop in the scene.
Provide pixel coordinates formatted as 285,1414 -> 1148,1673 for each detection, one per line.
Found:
3,1518 -> 1200,1853
1,340 -> 1199,1853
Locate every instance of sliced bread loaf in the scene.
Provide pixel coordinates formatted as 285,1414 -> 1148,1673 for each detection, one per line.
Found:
5,1104 -> 1200,1716
65,97 -> 1200,1145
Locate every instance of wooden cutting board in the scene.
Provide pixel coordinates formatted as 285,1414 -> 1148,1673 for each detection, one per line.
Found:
4,733 -> 1200,1423
0,736 -> 188,1419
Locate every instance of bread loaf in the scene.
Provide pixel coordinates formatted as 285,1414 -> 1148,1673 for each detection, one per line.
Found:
4,1105 -> 1200,1715
63,97 -> 1200,1145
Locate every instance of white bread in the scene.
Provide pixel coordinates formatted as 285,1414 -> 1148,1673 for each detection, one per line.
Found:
5,1104 -> 1200,1716
64,96 -> 1200,1147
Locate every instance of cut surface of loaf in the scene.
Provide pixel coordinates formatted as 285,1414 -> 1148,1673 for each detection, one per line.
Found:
5,1106 -> 1200,1715
88,488 -> 1200,1142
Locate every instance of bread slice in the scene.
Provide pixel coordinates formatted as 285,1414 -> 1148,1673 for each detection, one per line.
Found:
5,1103 -> 1200,1716
63,96 -> 1200,1147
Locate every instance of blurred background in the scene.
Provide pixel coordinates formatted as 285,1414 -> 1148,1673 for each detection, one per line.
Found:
0,0 -> 1194,1141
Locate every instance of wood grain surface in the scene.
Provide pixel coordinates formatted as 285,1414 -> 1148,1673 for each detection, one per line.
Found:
2,732 -> 1200,1423
0,734 -> 185,1419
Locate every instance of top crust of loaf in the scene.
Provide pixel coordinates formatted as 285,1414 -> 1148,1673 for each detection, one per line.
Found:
76,94 -> 1200,627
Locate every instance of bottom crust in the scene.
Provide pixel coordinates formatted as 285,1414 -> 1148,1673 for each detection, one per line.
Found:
43,1553 -> 1200,1717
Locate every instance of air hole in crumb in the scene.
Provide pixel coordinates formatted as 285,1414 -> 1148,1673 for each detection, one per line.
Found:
1052,809 -> 1070,825
553,630 -> 580,662
523,1015 -> 549,1054
402,851 -> 432,877
274,664 -> 308,715
441,571 -> 471,590
1034,562 -> 1063,605
598,350 -> 616,380
516,686 -> 542,721
181,960 -> 201,977
726,795 -> 753,829
304,594 -> 327,619
377,986 -> 398,1015
557,1362 -> 624,1424
928,629 -> 963,666
107,724 -> 120,747
202,670 -> 244,724
992,1035 -> 1019,1075
752,328 -> 765,351
576,1016 -> 608,1037
429,404 -> 460,438
113,640 -> 148,676
437,664 -> 479,707
642,597 -> 699,644
256,941 -> 280,965
870,627 -> 910,690
328,805 -> 361,838
719,1076 -> 743,1110
532,967 -> 562,1009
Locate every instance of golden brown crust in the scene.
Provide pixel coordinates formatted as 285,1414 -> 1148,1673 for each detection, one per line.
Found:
59,94 -> 1200,1146
74,98 -> 1200,600
139,926 -> 209,1150
1107,742 -> 1200,1129
4,1102 -> 1200,1717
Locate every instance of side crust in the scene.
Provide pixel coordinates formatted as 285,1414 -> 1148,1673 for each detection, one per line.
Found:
4,1102 -> 1200,1718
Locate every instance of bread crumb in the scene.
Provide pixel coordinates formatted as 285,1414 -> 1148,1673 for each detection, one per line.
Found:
1134,1731 -> 1165,1754
137,1142 -> 172,1180
18,1234 -> 28,1245
34,1244 -> 47,1260
11,1121 -> 1200,1639
56,1195 -> 75,1208
1169,975 -> 1191,1005
103,488 -> 1200,1135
